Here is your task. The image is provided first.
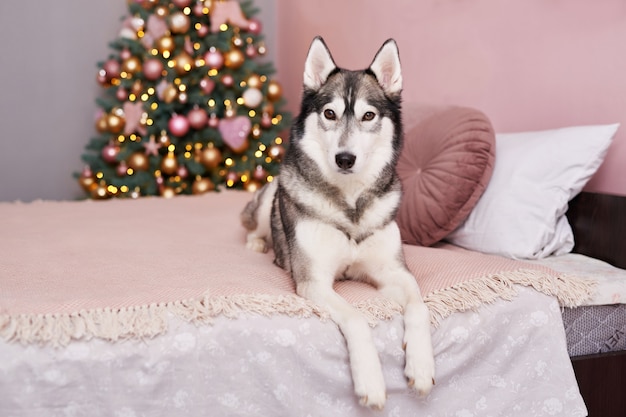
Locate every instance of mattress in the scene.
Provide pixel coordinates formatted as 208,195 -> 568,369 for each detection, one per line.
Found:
532,253 -> 626,357
562,304 -> 626,357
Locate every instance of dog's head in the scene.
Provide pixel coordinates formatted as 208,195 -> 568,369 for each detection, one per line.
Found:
294,37 -> 403,184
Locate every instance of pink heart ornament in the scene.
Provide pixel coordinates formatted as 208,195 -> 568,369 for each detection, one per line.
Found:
218,116 -> 251,153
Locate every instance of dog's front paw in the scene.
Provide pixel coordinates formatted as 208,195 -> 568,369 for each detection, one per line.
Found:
246,235 -> 267,253
404,344 -> 435,397
352,360 -> 387,410
355,376 -> 386,410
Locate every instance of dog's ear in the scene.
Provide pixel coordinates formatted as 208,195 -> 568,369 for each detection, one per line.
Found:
303,36 -> 337,91
369,39 -> 402,95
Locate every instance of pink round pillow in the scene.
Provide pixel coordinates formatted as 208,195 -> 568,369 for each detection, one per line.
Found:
396,106 -> 495,246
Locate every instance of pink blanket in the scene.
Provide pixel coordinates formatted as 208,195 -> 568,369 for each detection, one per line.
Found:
0,191 -> 593,346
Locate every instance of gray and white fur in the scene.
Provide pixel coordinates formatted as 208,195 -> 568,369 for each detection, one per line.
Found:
241,36 -> 435,409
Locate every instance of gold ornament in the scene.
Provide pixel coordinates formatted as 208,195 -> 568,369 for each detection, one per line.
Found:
158,131 -> 172,147
247,74 -> 262,89
129,187 -> 141,199
142,0 -> 158,9
244,180 -> 261,193
160,152 -> 179,175
127,152 -> 150,171
169,12 -> 191,33
155,5 -> 169,17
192,177 -> 215,194
268,144 -> 285,161
156,35 -> 175,54
162,84 -> 178,103
131,80 -> 144,96
95,115 -> 109,133
262,102 -> 274,117
251,124 -> 261,139
224,49 -> 245,69
107,113 -> 125,134
122,56 -> 142,75
160,186 -> 176,198
232,34 -> 244,48
78,176 -> 97,192
224,103 -> 236,119
174,52 -> 194,75
91,183 -> 110,199
198,146 -> 222,169
266,80 -> 283,101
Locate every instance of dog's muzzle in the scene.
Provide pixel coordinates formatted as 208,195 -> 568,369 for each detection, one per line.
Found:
335,152 -> 356,171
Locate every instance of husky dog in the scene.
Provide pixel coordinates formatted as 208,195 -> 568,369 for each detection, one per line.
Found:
241,37 -> 435,409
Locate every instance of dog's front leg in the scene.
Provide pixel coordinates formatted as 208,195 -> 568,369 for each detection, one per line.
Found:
293,221 -> 387,409
363,224 -> 436,397
297,280 -> 387,409
379,275 -> 435,396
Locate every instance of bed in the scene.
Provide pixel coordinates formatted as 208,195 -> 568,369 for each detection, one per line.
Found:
1,104 -> 625,416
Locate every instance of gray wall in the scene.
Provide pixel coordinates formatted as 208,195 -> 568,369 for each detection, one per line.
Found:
0,0 -> 276,202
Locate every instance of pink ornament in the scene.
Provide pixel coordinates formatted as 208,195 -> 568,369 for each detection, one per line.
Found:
261,112 -> 272,128
116,161 -> 129,177
199,77 -> 215,95
146,15 -> 168,41
252,165 -> 267,181
221,74 -> 234,88
172,0 -> 192,8
81,166 -> 93,178
193,2 -> 205,16
120,49 -> 132,60
245,44 -> 257,58
204,49 -> 224,70
187,106 -> 208,130
143,58 -> 164,80
168,114 -> 190,137
177,165 -> 189,178
116,87 -> 128,101
197,24 -> 209,37
102,143 -> 120,164
207,113 -> 219,128
103,59 -> 121,79
226,171 -> 239,183
218,116 -> 251,153
247,18 -> 262,34
96,71 -> 107,85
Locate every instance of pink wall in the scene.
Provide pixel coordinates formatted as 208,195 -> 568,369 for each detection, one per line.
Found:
276,0 -> 626,196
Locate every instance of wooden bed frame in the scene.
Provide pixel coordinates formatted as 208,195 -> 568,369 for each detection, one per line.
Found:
566,191 -> 626,417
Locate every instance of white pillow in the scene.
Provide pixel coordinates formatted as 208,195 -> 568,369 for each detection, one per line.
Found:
446,123 -> 620,259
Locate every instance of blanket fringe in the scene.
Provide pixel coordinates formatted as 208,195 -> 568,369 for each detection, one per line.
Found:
0,269 -> 595,347
424,269 -> 596,326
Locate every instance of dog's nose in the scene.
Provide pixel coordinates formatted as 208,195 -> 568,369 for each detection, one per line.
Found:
335,152 -> 356,170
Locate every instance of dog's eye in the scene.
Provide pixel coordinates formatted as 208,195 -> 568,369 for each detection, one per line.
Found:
323,109 -> 336,120
362,111 -> 376,121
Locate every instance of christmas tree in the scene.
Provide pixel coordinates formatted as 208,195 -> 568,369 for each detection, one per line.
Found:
77,0 -> 290,199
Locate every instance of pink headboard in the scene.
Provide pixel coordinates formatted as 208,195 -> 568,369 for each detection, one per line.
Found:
276,0 -> 626,196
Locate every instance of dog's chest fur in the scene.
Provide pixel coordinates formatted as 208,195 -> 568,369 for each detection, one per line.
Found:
297,181 -> 398,242
275,154 -> 402,247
